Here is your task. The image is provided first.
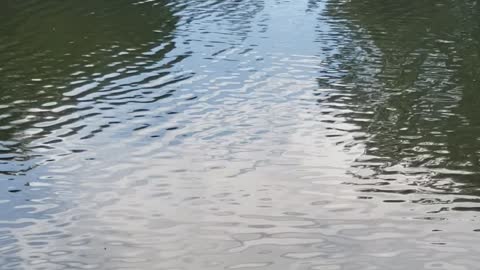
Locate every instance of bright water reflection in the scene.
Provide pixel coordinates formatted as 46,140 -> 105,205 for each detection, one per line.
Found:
1,0 -> 480,269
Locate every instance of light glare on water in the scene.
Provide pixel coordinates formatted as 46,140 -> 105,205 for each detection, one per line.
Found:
1,0 -> 480,269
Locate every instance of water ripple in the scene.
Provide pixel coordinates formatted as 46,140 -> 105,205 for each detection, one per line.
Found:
1,0 -> 480,269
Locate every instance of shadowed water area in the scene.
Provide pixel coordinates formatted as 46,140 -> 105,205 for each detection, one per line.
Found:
1,0 -> 480,269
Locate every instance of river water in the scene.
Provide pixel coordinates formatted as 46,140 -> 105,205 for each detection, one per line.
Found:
1,0 -> 480,269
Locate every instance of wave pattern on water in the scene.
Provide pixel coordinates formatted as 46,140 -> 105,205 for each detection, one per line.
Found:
1,0 -> 480,269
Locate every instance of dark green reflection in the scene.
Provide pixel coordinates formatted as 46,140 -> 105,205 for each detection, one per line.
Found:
320,0 -> 480,193
0,0 -> 178,173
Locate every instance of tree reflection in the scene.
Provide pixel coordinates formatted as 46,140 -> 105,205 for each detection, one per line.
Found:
0,0 -> 179,175
318,0 -> 480,194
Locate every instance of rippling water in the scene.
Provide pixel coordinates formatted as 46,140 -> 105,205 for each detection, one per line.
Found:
2,0 -> 480,269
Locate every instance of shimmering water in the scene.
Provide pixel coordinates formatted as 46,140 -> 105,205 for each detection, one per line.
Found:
1,0 -> 480,269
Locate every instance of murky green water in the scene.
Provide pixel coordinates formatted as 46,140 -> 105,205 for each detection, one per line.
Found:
1,0 -> 480,269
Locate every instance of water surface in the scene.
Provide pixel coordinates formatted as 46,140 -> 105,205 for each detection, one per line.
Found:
1,0 -> 480,269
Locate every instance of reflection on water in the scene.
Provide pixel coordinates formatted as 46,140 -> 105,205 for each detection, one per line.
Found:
325,0 -> 480,195
1,0 -> 480,269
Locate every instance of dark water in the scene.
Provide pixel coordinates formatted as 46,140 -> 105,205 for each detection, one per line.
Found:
1,0 -> 480,269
